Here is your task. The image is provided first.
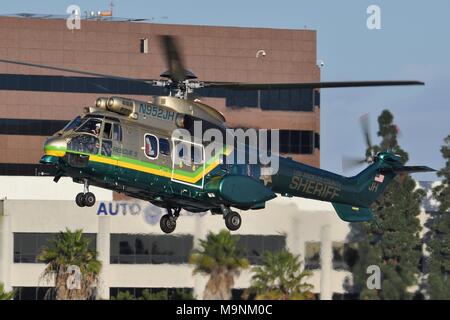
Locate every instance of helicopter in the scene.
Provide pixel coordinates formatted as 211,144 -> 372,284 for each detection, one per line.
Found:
0,35 -> 434,233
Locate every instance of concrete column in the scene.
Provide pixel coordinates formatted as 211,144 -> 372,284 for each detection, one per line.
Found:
192,215 -> 205,300
0,204 -> 12,292
320,225 -> 332,300
97,215 -> 111,300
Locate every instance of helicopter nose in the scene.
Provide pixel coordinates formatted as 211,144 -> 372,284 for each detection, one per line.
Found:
43,137 -> 67,158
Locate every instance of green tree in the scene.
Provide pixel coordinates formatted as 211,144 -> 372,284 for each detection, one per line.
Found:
38,228 -> 102,300
189,230 -> 249,300
348,110 -> 424,299
0,282 -> 15,300
111,291 -> 136,300
141,288 -> 195,300
249,250 -> 314,300
427,135 -> 450,299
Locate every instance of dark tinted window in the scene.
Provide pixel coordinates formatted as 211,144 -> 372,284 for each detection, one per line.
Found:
305,241 -> 321,270
0,163 -> 57,176
13,233 -> 96,263
234,235 -> 286,265
0,74 -> 315,111
278,130 -> 314,154
110,287 -> 193,300
13,287 -> 52,300
0,118 -> 68,136
159,138 -> 170,156
110,234 -> 194,264
103,122 -> 112,139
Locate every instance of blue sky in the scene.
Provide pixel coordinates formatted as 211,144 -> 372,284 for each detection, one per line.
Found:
3,1 -> 449,180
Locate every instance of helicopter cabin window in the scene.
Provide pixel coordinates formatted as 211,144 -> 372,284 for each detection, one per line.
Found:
175,141 -> 204,166
159,138 -> 170,156
113,123 -> 122,142
144,134 -> 158,159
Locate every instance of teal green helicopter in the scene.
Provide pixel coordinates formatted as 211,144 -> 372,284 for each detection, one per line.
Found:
0,36 -> 434,233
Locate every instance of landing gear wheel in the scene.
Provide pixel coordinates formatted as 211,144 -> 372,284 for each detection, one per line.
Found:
160,214 -> 177,234
84,192 -> 96,207
75,192 -> 86,207
225,211 -> 242,231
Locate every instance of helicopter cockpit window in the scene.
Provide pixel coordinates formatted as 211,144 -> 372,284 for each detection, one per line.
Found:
144,134 -> 158,159
103,123 -> 112,139
67,135 -> 100,155
76,118 -> 103,136
113,123 -> 122,142
62,116 -> 82,132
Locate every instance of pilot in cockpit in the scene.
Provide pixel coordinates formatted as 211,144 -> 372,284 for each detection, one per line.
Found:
92,123 -> 101,136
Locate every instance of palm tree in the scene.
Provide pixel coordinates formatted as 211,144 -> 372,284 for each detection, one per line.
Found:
38,228 -> 102,300
250,250 -> 315,300
189,230 -> 249,300
0,282 -> 15,300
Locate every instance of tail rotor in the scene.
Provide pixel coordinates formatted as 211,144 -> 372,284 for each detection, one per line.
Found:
341,113 -> 377,173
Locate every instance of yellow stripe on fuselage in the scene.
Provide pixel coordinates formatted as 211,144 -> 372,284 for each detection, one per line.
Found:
45,147 -> 231,184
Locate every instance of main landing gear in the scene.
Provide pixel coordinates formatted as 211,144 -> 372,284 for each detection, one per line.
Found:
75,180 -> 96,207
221,205 -> 242,231
160,207 -> 181,234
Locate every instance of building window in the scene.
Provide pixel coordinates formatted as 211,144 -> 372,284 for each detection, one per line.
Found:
0,118 -> 68,136
304,241 -> 321,270
314,132 -> 320,150
233,235 -> 286,265
0,74 -> 316,111
13,233 -> 96,264
332,242 -> 358,271
314,90 -> 320,107
0,163 -> 57,176
110,287 -> 194,300
279,130 -> 314,154
144,134 -> 158,159
110,234 -> 194,264
140,38 -> 149,54
13,287 -> 52,300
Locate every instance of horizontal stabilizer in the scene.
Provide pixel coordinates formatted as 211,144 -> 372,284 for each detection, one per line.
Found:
332,203 -> 374,222
381,166 -> 436,174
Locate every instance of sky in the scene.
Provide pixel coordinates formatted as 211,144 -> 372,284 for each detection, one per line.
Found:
2,0 -> 449,180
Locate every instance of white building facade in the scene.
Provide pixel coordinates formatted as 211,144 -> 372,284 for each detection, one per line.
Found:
0,176 -> 354,300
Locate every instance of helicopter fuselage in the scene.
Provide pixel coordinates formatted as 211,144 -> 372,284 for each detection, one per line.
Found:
40,95 -> 431,232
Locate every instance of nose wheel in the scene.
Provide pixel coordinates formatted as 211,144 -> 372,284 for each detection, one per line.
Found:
75,180 -> 96,207
160,207 -> 181,234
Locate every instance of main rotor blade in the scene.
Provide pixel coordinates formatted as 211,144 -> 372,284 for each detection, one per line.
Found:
0,58 -> 154,84
359,113 -> 373,151
205,80 -> 424,90
159,35 -> 186,83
